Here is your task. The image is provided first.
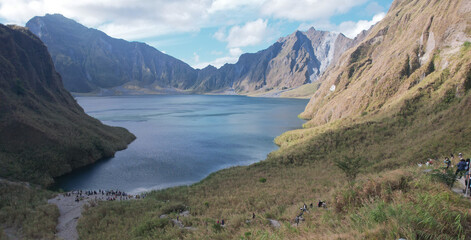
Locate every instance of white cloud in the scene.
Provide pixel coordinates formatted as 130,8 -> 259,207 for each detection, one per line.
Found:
0,0 -> 211,40
337,12 -> 385,38
229,47 -> 243,57
193,52 -> 200,63
0,0 -> 375,41
193,56 -> 238,69
213,27 -> 226,41
193,47 -> 244,69
215,19 -> 271,48
261,0 -> 368,21
211,50 -> 224,55
208,0 -> 262,13
298,12 -> 386,39
366,2 -> 385,15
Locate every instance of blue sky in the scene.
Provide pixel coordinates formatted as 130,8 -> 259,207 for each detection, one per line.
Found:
0,0 -> 392,69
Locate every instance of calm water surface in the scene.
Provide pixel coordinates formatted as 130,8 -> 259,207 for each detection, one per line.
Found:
55,95 -> 308,193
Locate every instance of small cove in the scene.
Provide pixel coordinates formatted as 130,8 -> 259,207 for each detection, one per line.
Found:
55,95 -> 308,193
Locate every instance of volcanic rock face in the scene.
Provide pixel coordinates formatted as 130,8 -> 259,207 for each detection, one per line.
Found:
300,0 -> 471,126
26,14 -> 197,94
0,24 -> 135,185
26,14 -> 356,95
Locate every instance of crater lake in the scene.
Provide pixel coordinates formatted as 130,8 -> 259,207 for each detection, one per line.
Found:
55,95 -> 308,193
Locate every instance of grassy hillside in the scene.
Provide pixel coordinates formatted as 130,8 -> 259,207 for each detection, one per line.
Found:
0,179 -> 58,239
76,0 -> 471,238
0,24 -> 135,186
76,43 -> 471,239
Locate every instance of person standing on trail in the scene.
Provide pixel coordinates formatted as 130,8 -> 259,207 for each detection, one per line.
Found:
456,159 -> 467,178
301,203 -> 308,212
444,157 -> 451,169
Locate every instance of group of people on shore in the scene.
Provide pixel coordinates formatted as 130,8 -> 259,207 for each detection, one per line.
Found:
63,189 -> 146,203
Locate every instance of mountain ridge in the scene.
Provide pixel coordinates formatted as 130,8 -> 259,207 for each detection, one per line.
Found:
26,14 -> 357,96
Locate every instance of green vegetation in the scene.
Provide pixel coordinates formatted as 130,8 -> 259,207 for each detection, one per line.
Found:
349,43 -> 371,64
0,180 -> 58,239
400,54 -> 411,78
465,67 -> 471,92
334,156 -> 363,180
425,58 -> 435,76
77,49 -> 471,238
344,171 -> 468,239
432,68 -> 449,90
76,72 -> 471,239
78,194 -> 194,239
463,41 -> 471,51
430,169 -> 457,188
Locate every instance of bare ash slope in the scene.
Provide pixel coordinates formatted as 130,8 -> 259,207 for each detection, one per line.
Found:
300,0 -> 471,126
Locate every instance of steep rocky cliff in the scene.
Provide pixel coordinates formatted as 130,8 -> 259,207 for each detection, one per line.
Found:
26,14 -> 197,93
26,14 -> 356,96
0,24 -> 135,185
300,0 -> 471,126
211,28 -> 356,95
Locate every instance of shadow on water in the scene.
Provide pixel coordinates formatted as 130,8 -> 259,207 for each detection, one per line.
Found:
50,157 -> 115,191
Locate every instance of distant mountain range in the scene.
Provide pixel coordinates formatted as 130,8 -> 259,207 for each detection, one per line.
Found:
26,14 -> 361,96
0,24 -> 135,185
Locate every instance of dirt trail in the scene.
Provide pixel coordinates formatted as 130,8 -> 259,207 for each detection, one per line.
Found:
452,177 -> 469,197
48,194 -> 90,240
48,193 -> 138,240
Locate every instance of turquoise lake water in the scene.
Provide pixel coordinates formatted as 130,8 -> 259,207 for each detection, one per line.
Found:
55,95 -> 308,193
